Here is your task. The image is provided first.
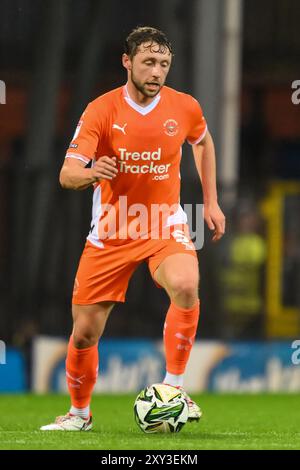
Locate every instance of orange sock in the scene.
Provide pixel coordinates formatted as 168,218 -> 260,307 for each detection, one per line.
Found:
163,300 -> 200,375
65,336 -> 99,409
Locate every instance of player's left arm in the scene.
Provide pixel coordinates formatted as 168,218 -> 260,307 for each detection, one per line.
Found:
192,130 -> 226,242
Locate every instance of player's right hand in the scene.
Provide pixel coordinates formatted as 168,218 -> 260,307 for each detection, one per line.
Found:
91,156 -> 118,181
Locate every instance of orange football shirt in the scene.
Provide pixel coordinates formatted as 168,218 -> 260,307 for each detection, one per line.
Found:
65,84 -> 207,246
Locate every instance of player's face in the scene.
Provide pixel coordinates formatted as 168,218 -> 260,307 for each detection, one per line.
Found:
127,42 -> 172,98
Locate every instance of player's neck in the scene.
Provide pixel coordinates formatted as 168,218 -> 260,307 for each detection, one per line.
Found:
125,81 -> 159,107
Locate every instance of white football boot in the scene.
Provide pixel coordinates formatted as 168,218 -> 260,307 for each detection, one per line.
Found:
40,413 -> 92,431
179,388 -> 202,422
163,383 -> 202,422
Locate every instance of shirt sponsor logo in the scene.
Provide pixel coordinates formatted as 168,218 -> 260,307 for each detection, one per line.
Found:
118,147 -> 170,180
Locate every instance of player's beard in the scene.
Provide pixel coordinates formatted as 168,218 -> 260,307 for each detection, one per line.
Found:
131,71 -> 163,98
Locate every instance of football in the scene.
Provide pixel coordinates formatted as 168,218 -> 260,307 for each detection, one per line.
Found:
134,383 -> 189,433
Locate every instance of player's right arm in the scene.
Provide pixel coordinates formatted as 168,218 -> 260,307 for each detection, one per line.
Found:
60,100 -> 118,190
59,156 -> 118,191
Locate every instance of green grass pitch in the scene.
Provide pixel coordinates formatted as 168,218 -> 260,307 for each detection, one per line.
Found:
0,393 -> 299,450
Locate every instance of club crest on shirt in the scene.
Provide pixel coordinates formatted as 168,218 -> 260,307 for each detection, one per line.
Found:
164,119 -> 179,136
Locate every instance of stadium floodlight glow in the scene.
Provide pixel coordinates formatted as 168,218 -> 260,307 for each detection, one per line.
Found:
0,340 -> 6,365
0,80 -> 6,104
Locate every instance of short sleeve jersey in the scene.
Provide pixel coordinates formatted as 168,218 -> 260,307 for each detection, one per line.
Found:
66,85 -> 207,245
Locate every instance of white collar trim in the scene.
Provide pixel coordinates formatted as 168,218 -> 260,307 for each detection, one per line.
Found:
123,84 -> 161,116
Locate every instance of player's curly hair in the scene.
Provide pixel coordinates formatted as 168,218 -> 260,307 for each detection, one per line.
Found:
124,26 -> 173,59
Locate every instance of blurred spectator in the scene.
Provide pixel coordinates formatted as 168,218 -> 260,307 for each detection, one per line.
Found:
219,201 -> 266,338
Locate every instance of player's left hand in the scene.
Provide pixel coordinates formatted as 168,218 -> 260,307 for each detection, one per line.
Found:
204,202 -> 226,242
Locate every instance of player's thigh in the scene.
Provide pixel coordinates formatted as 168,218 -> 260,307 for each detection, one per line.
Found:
73,241 -> 138,304
72,301 -> 115,341
153,252 -> 199,295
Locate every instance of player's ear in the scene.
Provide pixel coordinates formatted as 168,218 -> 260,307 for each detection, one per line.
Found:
122,53 -> 132,71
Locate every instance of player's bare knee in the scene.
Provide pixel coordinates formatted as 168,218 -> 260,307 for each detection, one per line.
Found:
167,274 -> 199,306
72,330 -> 99,349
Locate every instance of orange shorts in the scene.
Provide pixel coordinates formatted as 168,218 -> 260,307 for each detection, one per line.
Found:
72,224 -> 197,304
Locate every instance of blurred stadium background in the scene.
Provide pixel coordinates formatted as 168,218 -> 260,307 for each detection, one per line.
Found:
0,0 -> 300,397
